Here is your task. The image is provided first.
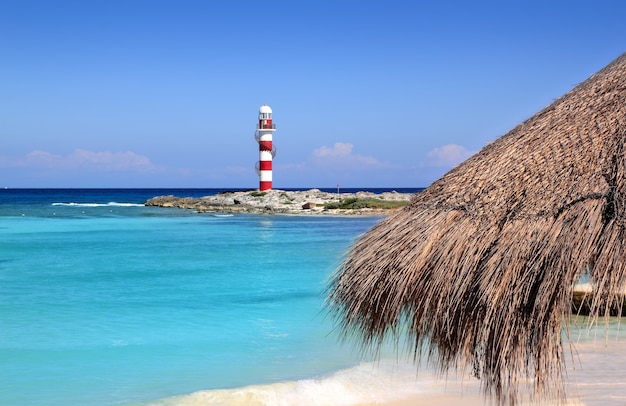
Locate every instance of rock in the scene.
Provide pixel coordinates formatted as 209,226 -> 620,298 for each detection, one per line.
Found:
145,189 -> 414,216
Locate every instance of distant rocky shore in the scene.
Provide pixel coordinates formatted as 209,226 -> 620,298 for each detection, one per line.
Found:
145,189 -> 415,216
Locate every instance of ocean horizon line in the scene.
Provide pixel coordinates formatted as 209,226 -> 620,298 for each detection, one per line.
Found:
2,186 -> 427,190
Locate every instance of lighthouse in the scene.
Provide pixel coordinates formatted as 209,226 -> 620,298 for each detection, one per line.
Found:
255,104 -> 276,191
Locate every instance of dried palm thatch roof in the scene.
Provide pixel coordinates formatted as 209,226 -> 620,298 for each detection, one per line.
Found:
327,52 -> 626,405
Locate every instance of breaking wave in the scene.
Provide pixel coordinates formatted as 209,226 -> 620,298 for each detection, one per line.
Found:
142,360 -> 486,406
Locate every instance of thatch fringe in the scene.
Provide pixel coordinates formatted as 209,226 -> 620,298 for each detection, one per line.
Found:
327,52 -> 626,405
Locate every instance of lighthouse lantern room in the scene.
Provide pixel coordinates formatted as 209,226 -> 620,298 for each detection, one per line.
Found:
255,104 -> 277,191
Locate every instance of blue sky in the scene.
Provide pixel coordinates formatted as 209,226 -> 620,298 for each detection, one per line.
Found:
1,0 -> 625,188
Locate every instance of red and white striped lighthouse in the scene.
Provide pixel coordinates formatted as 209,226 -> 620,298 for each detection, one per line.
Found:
254,104 -> 276,191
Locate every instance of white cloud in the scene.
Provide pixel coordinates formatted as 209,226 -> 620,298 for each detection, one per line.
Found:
313,142 -> 354,158
312,142 -> 383,167
19,149 -> 157,172
423,144 -> 475,167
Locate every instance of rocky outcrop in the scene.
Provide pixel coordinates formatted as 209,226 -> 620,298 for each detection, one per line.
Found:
145,189 -> 414,216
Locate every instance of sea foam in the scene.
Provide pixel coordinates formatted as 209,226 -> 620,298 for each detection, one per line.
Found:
142,360 -> 485,406
51,202 -> 144,207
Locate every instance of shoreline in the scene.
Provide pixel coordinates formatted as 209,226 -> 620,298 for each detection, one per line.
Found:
146,333 -> 626,406
145,188 -> 414,216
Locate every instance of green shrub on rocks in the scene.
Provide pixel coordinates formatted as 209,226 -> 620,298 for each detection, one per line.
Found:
249,191 -> 268,197
324,198 -> 409,210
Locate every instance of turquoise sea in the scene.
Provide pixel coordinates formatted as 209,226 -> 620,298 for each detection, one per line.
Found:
3,188 -> 626,406
0,188 -> 412,405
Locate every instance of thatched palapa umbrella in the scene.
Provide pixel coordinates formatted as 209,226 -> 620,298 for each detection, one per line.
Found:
327,52 -> 626,405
